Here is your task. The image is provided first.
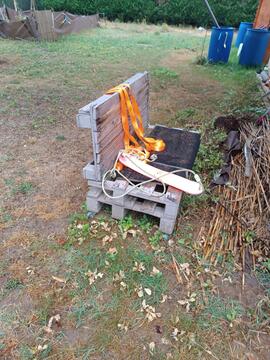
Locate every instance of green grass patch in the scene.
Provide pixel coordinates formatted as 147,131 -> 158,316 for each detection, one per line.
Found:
5,278 -> 23,290
152,66 -> 178,81
199,295 -> 245,331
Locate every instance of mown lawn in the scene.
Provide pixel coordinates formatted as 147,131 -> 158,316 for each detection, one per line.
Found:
0,21 -> 269,359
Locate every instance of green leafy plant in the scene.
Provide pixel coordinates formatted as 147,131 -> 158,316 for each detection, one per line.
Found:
5,278 -> 23,290
137,215 -> 153,232
119,215 -> 133,232
149,231 -> 162,248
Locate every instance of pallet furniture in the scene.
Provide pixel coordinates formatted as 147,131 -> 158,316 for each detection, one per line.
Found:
77,72 -> 199,234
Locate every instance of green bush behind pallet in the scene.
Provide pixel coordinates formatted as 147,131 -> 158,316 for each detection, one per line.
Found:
1,0 -> 259,28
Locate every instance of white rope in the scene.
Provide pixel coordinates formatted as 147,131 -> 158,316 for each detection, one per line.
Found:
101,150 -> 203,199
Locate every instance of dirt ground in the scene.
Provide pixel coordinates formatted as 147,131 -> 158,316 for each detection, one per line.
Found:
0,22 -> 269,359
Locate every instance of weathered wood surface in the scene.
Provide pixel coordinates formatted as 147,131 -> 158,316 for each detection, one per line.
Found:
86,177 -> 182,207
85,178 -> 182,234
34,10 -> 57,41
77,71 -> 150,180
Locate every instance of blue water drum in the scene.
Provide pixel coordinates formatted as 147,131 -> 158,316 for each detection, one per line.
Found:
208,27 -> 234,63
235,22 -> 253,48
239,29 -> 270,66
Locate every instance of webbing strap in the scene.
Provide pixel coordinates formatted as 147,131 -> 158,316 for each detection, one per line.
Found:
106,84 -> 166,157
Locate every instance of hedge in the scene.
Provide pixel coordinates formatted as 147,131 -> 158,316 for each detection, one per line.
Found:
3,0 -> 259,28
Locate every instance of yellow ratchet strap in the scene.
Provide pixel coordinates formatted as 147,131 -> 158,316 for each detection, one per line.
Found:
106,83 -> 165,169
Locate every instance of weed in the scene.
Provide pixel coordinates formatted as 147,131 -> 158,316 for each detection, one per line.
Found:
47,116 -> 56,125
5,278 -> 23,290
0,208 -> 12,223
31,119 -> 42,130
195,55 -> 207,65
36,294 -> 54,325
119,214 -> 134,232
152,67 -> 178,81
16,181 -> 34,194
19,344 -> 34,360
193,127 -> 226,180
55,135 -> 66,141
149,230 -> 162,248
255,266 -> 270,295
69,206 -> 88,224
68,222 -> 90,245
262,259 -> 270,272
4,178 -> 14,187
137,214 -> 153,232
244,230 -> 256,245
199,295 -> 244,330
254,296 -> 270,327
161,23 -> 170,32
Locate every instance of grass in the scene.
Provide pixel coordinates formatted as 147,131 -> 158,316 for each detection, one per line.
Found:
199,295 -> 245,331
0,21 -> 269,359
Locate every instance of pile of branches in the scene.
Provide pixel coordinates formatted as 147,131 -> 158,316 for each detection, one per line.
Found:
204,118 -> 270,269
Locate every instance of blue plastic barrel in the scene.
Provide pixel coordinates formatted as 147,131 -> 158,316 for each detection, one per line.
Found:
208,27 -> 234,63
239,29 -> 270,66
235,22 -> 253,48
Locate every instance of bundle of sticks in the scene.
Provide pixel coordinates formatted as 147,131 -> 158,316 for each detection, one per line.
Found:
204,118 -> 270,269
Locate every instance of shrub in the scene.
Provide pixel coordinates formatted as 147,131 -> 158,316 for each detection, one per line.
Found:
5,0 -> 259,28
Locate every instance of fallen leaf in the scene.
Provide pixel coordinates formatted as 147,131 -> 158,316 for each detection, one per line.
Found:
37,344 -> 48,352
26,266 -> 34,275
107,247 -> 118,255
141,300 -> 161,322
44,314 -> 61,334
52,276 -> 66,284
85,269 -> 104,285
160,294 -> 168,303
168,239 -> 174,246
120,281 -> 127,290
133,261 -> 145,273
117,323 -> 128,332
144,288 -> 152,296
102,235 -> 113,246
149,342 -> 155,353
161,337 -> 170,345
151,266 -> 161,276
127,229 -> 137,237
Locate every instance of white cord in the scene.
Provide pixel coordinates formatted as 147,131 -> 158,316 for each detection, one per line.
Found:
101,150 -> 203,199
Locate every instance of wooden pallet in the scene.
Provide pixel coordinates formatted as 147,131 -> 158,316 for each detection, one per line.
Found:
86,177 -> 182,234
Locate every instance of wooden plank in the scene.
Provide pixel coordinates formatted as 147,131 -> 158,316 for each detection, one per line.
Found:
34,10 -> 57,41
83,162 -> 101,181
90,72 -> 149,131
93,85 -> 149,134
77,102 -> 93,128
77,72 -> 150,181
94,82 -> 149,129
90,72 -> 149,174
86,178 -> 182,206
93,102 -> 149,155
76,113 -> 91,128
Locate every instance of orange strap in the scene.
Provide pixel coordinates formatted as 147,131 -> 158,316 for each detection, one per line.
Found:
106,84 -> 166,159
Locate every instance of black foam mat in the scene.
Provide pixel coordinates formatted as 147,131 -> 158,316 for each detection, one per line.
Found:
121,125 -> 200,183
